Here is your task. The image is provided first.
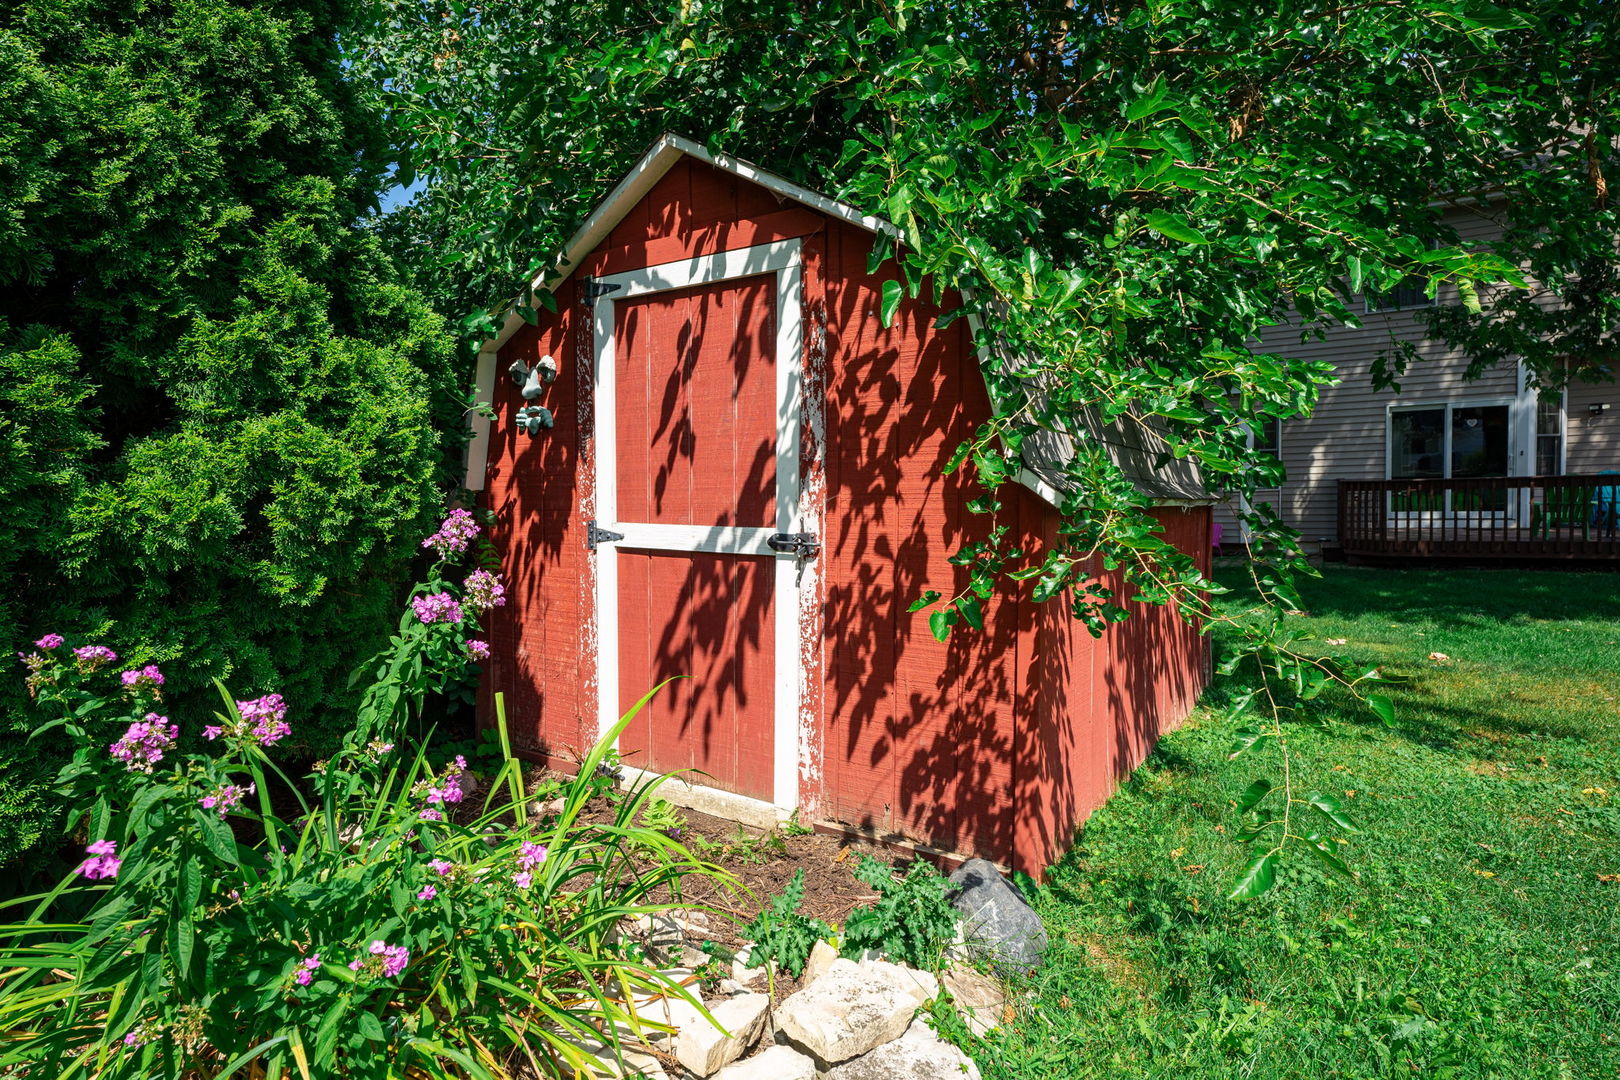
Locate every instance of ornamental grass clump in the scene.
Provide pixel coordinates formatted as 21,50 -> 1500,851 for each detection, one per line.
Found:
0,512 -> 737,1079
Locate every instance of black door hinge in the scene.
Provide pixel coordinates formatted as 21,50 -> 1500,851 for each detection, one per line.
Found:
580,278 -> 623,308
586,520 -> 625,550
768,532 -> 821,559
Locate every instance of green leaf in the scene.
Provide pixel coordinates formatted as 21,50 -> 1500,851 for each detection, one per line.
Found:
1366,693 -> 1396,726
1226,727 -> 1271,760
1303,833 -> 1353,880
169,905 -> 196,982
1306,791 -> 1360,833
1124,76 -> 1171,122
1234,778 -> 1272,815
1144,209 -> 1207,245
880,280 -> 903,328
906,589 -> 941,613
957,593 -> 984,631
1227,850 -> 1278,899
928,609 -> 951,642
517,305 -> 539,326
357,1011 -> 386,1042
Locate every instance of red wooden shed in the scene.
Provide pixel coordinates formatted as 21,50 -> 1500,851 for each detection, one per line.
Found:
466,134 -> 1212,875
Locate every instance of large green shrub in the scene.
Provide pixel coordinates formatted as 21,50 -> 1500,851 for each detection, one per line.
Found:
0,0 -> 460,866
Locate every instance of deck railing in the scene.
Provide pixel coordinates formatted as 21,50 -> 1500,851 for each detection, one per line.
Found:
1338,475 -> 1620,558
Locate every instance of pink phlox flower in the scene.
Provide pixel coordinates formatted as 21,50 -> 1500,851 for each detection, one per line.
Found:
35,633 -> 63,650
419,807 -> 443,822
203,725 -> 223,740
294,955 -> 320,986
122,1030 -> 146,1049
512,870 -> 533,889
411,591 -> 464,625
381,944 -> 409,978
465,638 -> 491,660
199,782 -> 254,818
236,694 -> 290,746
517,841 -> 548,870
417,884 -> 437,901
348,958 -> 364,971
119,665 -> 165,692
73,645 -> 117,670
422,508 -> 480,558
108,714 -> 178,773
429,858 -> 453,875
462,570 -> 506,614
77,839 -> 121,880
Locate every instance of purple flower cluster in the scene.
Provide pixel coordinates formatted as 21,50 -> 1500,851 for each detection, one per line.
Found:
416,756 -> 469,821
416,884 -> 437,901
35,633 -> 63,650
239,694 -> 290,745
429,858 -> 454,876
422,508 -> 480,559
462,570 -> 506,614
512,839 -> 548,889
200,782 -> 254,818
349,940 -> 410,978
119,665 -> 165,693
205,694 -> 291,746
411,591 -> 464,625
294,955 -> 321,986
74,645 -> 118,671
108,714 -> 178,773
78,839 -> 121,880
465,638 -> 491,661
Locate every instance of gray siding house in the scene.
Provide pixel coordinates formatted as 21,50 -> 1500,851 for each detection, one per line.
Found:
1217,207 -> 1620,559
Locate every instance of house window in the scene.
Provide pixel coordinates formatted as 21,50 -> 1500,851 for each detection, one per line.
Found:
1390,403 -> 1510,480
1535,391 -> 1564,476
1366,276 -> 1436,313
1249,417 -> 1282,459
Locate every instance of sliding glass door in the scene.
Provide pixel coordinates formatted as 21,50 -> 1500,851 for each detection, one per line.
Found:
1389,402 -> 1512,517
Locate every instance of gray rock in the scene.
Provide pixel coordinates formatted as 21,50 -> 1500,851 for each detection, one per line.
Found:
947,859 -> 1047,972
712,1044 -> 818,1080
823,1018 -> 981,1080
774,958 -> 921,1063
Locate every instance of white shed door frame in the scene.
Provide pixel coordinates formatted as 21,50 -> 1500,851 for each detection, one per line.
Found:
590,238 -> 807,812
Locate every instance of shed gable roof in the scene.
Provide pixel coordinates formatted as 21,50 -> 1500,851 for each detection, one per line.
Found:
479,133 -> 1208,506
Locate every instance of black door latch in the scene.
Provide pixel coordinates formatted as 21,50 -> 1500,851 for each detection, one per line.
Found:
768,532 -> 821,559
580,278 -> 624,308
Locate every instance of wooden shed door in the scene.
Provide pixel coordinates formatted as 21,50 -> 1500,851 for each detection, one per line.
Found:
590,240 -> 808,807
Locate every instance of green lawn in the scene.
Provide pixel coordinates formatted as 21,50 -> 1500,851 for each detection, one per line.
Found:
978,566 -> 1620,1079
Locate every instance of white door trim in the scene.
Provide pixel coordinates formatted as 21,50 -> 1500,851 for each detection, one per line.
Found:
591,238 -> 806,811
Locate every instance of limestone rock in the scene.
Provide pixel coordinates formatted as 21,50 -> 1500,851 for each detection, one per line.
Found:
630,992 -> 707,1046
676,991 -> 770,1077
823,1018 -> 982,1080
941,965 -> 1007,1038
802,940 -> 839,986
712,1044 -> 819,1080
774,958 -> 923,1063
947,858 -> 1047,972
857,956 -> 939,1005
550,1029 -> 670,1079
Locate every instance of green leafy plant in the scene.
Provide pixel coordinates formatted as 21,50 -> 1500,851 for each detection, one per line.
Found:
740,868 -> 831,979
841,857 -> 959,971
0,523 -> 736,1078
638,797 -> 687,840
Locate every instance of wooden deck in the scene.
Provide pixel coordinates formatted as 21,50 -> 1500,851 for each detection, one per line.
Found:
1339,476 -> 1620,560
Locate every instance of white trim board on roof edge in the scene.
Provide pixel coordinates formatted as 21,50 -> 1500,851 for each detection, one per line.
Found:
480,133 -> 895,358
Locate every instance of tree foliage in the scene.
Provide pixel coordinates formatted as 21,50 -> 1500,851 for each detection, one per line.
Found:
359,0 -> 1619,886
0,0 -> 461,866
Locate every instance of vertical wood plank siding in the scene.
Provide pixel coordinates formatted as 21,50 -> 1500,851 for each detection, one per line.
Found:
480,159 -> 1211,875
